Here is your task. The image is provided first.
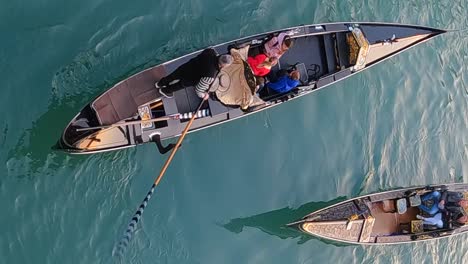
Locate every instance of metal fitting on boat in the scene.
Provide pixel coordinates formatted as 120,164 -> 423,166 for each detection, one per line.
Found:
179,109 -> 210,120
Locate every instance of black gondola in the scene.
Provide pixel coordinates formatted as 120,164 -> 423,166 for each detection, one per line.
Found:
57,22 -> 446,154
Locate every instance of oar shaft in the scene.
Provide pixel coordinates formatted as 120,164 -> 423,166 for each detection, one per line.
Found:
286,219 -> 307,227
153,102 -> 204,186
114,99 -> 206,257
76,115 -> 179,132
113,183 -> 156,256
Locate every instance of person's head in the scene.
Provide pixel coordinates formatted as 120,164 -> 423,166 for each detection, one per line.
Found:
459,199 -> 468,207
457,215 -> 468,224
290,70 -> 300,80
218,54 -> 233,68
281,36 -> 293,51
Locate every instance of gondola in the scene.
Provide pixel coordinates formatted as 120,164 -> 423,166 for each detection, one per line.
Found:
57,22 -> 446,154
287,183 -> 468,245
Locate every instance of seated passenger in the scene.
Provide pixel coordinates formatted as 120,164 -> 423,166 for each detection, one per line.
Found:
438,191 -> 468,216
448,214 -> 468,228
418,211 -> 468,230
264,33 -> 293,59
266,70 -> 300,93
155,48 -> 233,99
247,54 -> 278,77
416,213 -> 443,228
419,191 -> 441,215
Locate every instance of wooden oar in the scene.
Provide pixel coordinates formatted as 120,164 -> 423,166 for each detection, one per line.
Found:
76,114 -> 180,132
113,98 -> 207,257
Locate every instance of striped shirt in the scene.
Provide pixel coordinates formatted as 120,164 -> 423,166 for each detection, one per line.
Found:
195,77 -> 215,98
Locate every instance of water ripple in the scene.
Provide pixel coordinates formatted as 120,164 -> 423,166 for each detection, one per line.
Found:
1,0 -> 468,263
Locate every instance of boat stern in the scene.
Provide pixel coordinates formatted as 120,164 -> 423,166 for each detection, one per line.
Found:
57,104 -> 134,154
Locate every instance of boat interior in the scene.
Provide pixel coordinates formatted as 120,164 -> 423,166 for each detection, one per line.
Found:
245,30 -> 352,100
367,197 -> 420,236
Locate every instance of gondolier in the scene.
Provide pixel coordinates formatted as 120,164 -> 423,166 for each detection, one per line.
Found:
155,48 -> 233,99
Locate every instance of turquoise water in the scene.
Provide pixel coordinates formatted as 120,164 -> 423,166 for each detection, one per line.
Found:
1,0 -> 467,263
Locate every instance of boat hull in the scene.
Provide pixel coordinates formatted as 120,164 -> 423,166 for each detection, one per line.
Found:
57,22 -> 446,154
289,183 -> 468,245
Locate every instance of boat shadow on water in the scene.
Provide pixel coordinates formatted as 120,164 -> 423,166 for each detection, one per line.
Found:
221,197 -> 352,246
6,88 -> 114,178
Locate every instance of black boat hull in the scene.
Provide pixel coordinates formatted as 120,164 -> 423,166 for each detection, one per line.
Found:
58,22 -> 446,154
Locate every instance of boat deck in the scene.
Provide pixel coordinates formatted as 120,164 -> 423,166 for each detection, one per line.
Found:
369,201 -> 418,236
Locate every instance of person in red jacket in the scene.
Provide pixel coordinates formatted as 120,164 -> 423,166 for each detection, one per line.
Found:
247,54 -> 278,77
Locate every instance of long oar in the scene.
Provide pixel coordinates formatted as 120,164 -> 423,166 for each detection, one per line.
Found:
76,114 -> 180,132
286,215 -> 320,227
113,98 -> 207,257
